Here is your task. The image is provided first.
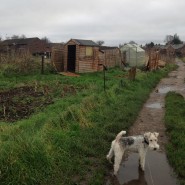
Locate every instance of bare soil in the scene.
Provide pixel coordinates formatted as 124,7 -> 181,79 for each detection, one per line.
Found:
0,84 -> 78,122
0,86 -> 53,122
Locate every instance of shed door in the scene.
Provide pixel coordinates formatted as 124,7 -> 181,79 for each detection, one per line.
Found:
67,45 -> 76,72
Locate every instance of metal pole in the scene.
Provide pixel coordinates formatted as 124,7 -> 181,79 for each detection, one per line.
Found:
98,64 -> 107,92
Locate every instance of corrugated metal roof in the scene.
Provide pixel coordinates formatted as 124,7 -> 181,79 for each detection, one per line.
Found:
73,39 -> 99,46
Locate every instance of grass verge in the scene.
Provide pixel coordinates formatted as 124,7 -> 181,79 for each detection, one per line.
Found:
165,92 -> 185,185
0,64 -> 176,185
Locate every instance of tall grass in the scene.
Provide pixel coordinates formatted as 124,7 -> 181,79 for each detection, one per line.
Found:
0,52 -> 54,78
165,92 -> 185,185
0,64 -> 176,185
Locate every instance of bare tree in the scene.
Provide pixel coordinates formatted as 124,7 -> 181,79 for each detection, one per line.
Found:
5,36 -> 10,40
129,41 -> 137,44
41,36 -> 51,44
96,40 -> 104,46
20,34 -> 26,39
172,33 -> 183,44
165,34 -> 183,45
11,35 -> 20,39
119,43 -> 124,48
164,35 -> 173,44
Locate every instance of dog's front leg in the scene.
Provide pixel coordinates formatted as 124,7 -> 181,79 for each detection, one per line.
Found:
139,149 -> 147,171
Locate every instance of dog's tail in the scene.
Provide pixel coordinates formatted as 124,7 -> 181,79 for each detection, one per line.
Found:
115,130 -> 126,141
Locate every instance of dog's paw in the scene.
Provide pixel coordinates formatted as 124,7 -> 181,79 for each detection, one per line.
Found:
106,155 -> 112,163
113,171 -> 118,176
139,164 -> 145,171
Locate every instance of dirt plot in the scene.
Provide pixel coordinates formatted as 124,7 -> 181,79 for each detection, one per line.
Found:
0,84 -> 78,122
0,86 -> 53,122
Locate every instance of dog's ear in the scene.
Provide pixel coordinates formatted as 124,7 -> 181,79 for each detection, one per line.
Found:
154,132 -> 159,138
144,132 -> 151,138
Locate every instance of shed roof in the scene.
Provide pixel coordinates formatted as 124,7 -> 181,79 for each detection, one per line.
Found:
99,46 -> 118,50
171,44 -> 185,50
121,44 -> 144,52
159,45 -> 168,50
72,39 -> 99,47
1,37 -> 40,46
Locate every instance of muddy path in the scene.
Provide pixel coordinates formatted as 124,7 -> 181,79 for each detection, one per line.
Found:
107,60 -> 185,185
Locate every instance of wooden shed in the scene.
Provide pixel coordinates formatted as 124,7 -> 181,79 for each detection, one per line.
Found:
64,39 -> 101,73
51,39 -> 122,73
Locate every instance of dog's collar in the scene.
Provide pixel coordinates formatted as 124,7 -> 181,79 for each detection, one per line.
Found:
143,137 -> 149,145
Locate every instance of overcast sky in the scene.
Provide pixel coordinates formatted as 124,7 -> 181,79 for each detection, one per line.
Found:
0,0 -> 185,45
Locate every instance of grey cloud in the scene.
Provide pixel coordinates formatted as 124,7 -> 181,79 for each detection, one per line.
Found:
0,0 -> 185,45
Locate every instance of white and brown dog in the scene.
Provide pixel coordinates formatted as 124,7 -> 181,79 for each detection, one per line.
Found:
106,131 -> 159,175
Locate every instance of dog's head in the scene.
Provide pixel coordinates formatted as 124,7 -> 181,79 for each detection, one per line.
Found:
144,132 -> 160,150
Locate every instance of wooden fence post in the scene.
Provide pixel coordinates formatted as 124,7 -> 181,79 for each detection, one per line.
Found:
41,55 -> 44,74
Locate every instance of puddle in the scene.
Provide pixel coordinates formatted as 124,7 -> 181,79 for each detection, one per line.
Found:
106,151 -> 177,185
158,86 -> 174,94
145,103 -> 162,109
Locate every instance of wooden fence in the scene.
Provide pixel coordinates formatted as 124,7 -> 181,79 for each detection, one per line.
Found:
160,53 -> 175,63
51,47 -> 64,72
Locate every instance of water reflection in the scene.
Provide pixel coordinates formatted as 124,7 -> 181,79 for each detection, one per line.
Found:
145,103 -> 162,109
106,151 -> 177,185
123,167 -> 147,185
106,153 -> 147,185
158,86 -> 173,94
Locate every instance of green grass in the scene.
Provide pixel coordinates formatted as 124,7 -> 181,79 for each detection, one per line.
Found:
165,92 -> 185,185
181,57 -> 185,63
0,64 -> 176,185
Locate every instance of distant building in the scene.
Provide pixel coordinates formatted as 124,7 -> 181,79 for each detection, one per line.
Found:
0,37 -> 50,56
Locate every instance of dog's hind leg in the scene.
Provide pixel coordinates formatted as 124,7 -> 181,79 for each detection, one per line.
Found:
106,141 -> 115,163
107,148 -> 114,164
114,146 -> 124,175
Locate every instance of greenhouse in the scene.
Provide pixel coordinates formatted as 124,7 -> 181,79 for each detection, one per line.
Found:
120,44 -> 146,67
